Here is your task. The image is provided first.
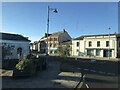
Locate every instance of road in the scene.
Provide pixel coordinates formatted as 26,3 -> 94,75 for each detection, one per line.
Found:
53,56 -> 119,88
84,73 -> 118,88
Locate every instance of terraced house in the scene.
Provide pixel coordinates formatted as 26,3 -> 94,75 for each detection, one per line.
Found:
72,33 -> 120,58
38,29 -> 71,55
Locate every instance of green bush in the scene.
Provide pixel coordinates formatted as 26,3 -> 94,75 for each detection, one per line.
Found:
15,59 -> 36,75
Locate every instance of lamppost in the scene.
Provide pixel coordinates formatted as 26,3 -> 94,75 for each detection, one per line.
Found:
46,6 -> 58,65
108,27 -> 111,60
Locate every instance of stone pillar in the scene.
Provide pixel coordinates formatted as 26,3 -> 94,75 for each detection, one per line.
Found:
93,49 -> 95,56
101,49 -> 104,57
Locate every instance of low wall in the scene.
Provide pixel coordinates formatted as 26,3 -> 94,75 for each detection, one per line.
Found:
2,59 -> 19,70
44,56 -> 119,74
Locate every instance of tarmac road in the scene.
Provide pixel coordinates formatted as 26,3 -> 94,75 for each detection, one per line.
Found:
84,73 -> 119,88
57,57 -> 119,88
77,59 -> 119,88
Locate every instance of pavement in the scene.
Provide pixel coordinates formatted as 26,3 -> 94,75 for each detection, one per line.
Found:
1,61 -> 83,88
71,56 -> 120,61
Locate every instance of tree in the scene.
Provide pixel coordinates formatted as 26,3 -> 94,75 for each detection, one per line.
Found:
58,44 -> 71,57
2,45 -> 12,59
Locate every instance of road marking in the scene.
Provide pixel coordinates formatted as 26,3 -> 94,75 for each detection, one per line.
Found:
107,73 -> 115,75
84,69 -> 89,71
90,70 -> 96,72
85,84 -> 89,88
99,71 -> 105,74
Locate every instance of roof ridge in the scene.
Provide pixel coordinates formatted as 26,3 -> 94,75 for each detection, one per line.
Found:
74,33 -> 120,40
0,32 -> 30,42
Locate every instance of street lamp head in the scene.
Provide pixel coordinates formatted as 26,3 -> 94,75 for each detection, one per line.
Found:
53,9 -> 58,13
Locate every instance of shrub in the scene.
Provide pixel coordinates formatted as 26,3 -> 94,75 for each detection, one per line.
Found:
15,59 -> 36,75
25,54 -> 36,59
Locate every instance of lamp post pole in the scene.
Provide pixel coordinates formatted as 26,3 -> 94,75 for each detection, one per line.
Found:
45,6 -> 49,66
46,6 -> 58,66
108,27 -> 111,60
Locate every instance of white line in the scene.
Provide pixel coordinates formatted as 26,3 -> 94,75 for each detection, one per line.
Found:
99,71 -> 105,74
84,69 -> 89,71
107,73 -> 115,75
85,84 -> 89,88
78,68 -> 81,70
90,70 -> 96,72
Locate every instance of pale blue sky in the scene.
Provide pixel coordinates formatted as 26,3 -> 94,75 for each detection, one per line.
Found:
2,2 -> 118,42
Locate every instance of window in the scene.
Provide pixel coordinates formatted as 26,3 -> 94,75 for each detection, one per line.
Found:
96,49 -> 101,56
53,43 -> 57,47
106,41 -> 109,47
103,49 -> 112,57
54,38 -> 57,41
119,41 -> 120,48
76,49 -> 79,52
50,50 -> 52,54
76,42 -> 79,47
89,41 -> 92,47
50,43 -> 52,47
50,38 -> 52,41
87,49 -> 94,56
97,41 -> 100,47
54,50 -> 57,54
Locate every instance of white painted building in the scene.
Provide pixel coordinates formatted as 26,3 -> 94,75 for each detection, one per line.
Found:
72,33 -> 120,58
30,41 -> 38,52
0,32 -> 31,59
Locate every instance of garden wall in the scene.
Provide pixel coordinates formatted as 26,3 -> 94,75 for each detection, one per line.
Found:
2,59 -> 19,69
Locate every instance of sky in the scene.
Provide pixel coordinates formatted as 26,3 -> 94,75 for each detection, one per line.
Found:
2,2 -> 118,42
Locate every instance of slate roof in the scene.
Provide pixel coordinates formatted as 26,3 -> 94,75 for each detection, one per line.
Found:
41,33 -> 52,39
49,31 -> 63,37
61,40 -> 72,45
0,32 -> 31,42
40,31 -> 65,40
74,33 -> 120,40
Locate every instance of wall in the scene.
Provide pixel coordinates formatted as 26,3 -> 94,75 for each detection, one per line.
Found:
0,40 -> 30,59
72,35 -> 118,58
72,40 -> 85,56
58,32 -> 71,43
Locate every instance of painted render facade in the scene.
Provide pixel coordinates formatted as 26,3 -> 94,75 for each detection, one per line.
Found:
38,29 -> 71,55
72,33 -> 120,58
1,32 -> 30,59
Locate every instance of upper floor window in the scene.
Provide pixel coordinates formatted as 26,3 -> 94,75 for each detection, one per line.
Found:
50,38 -> 52,41
106,41 -> 109,47
97,41 -> 100,47
89,41 -> 92,47
50,43 -> 52,47
76,42 -> 79,47
54,38 -> 57,41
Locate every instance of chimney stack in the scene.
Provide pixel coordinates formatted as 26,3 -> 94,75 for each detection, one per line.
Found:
63,29 -> 65,32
